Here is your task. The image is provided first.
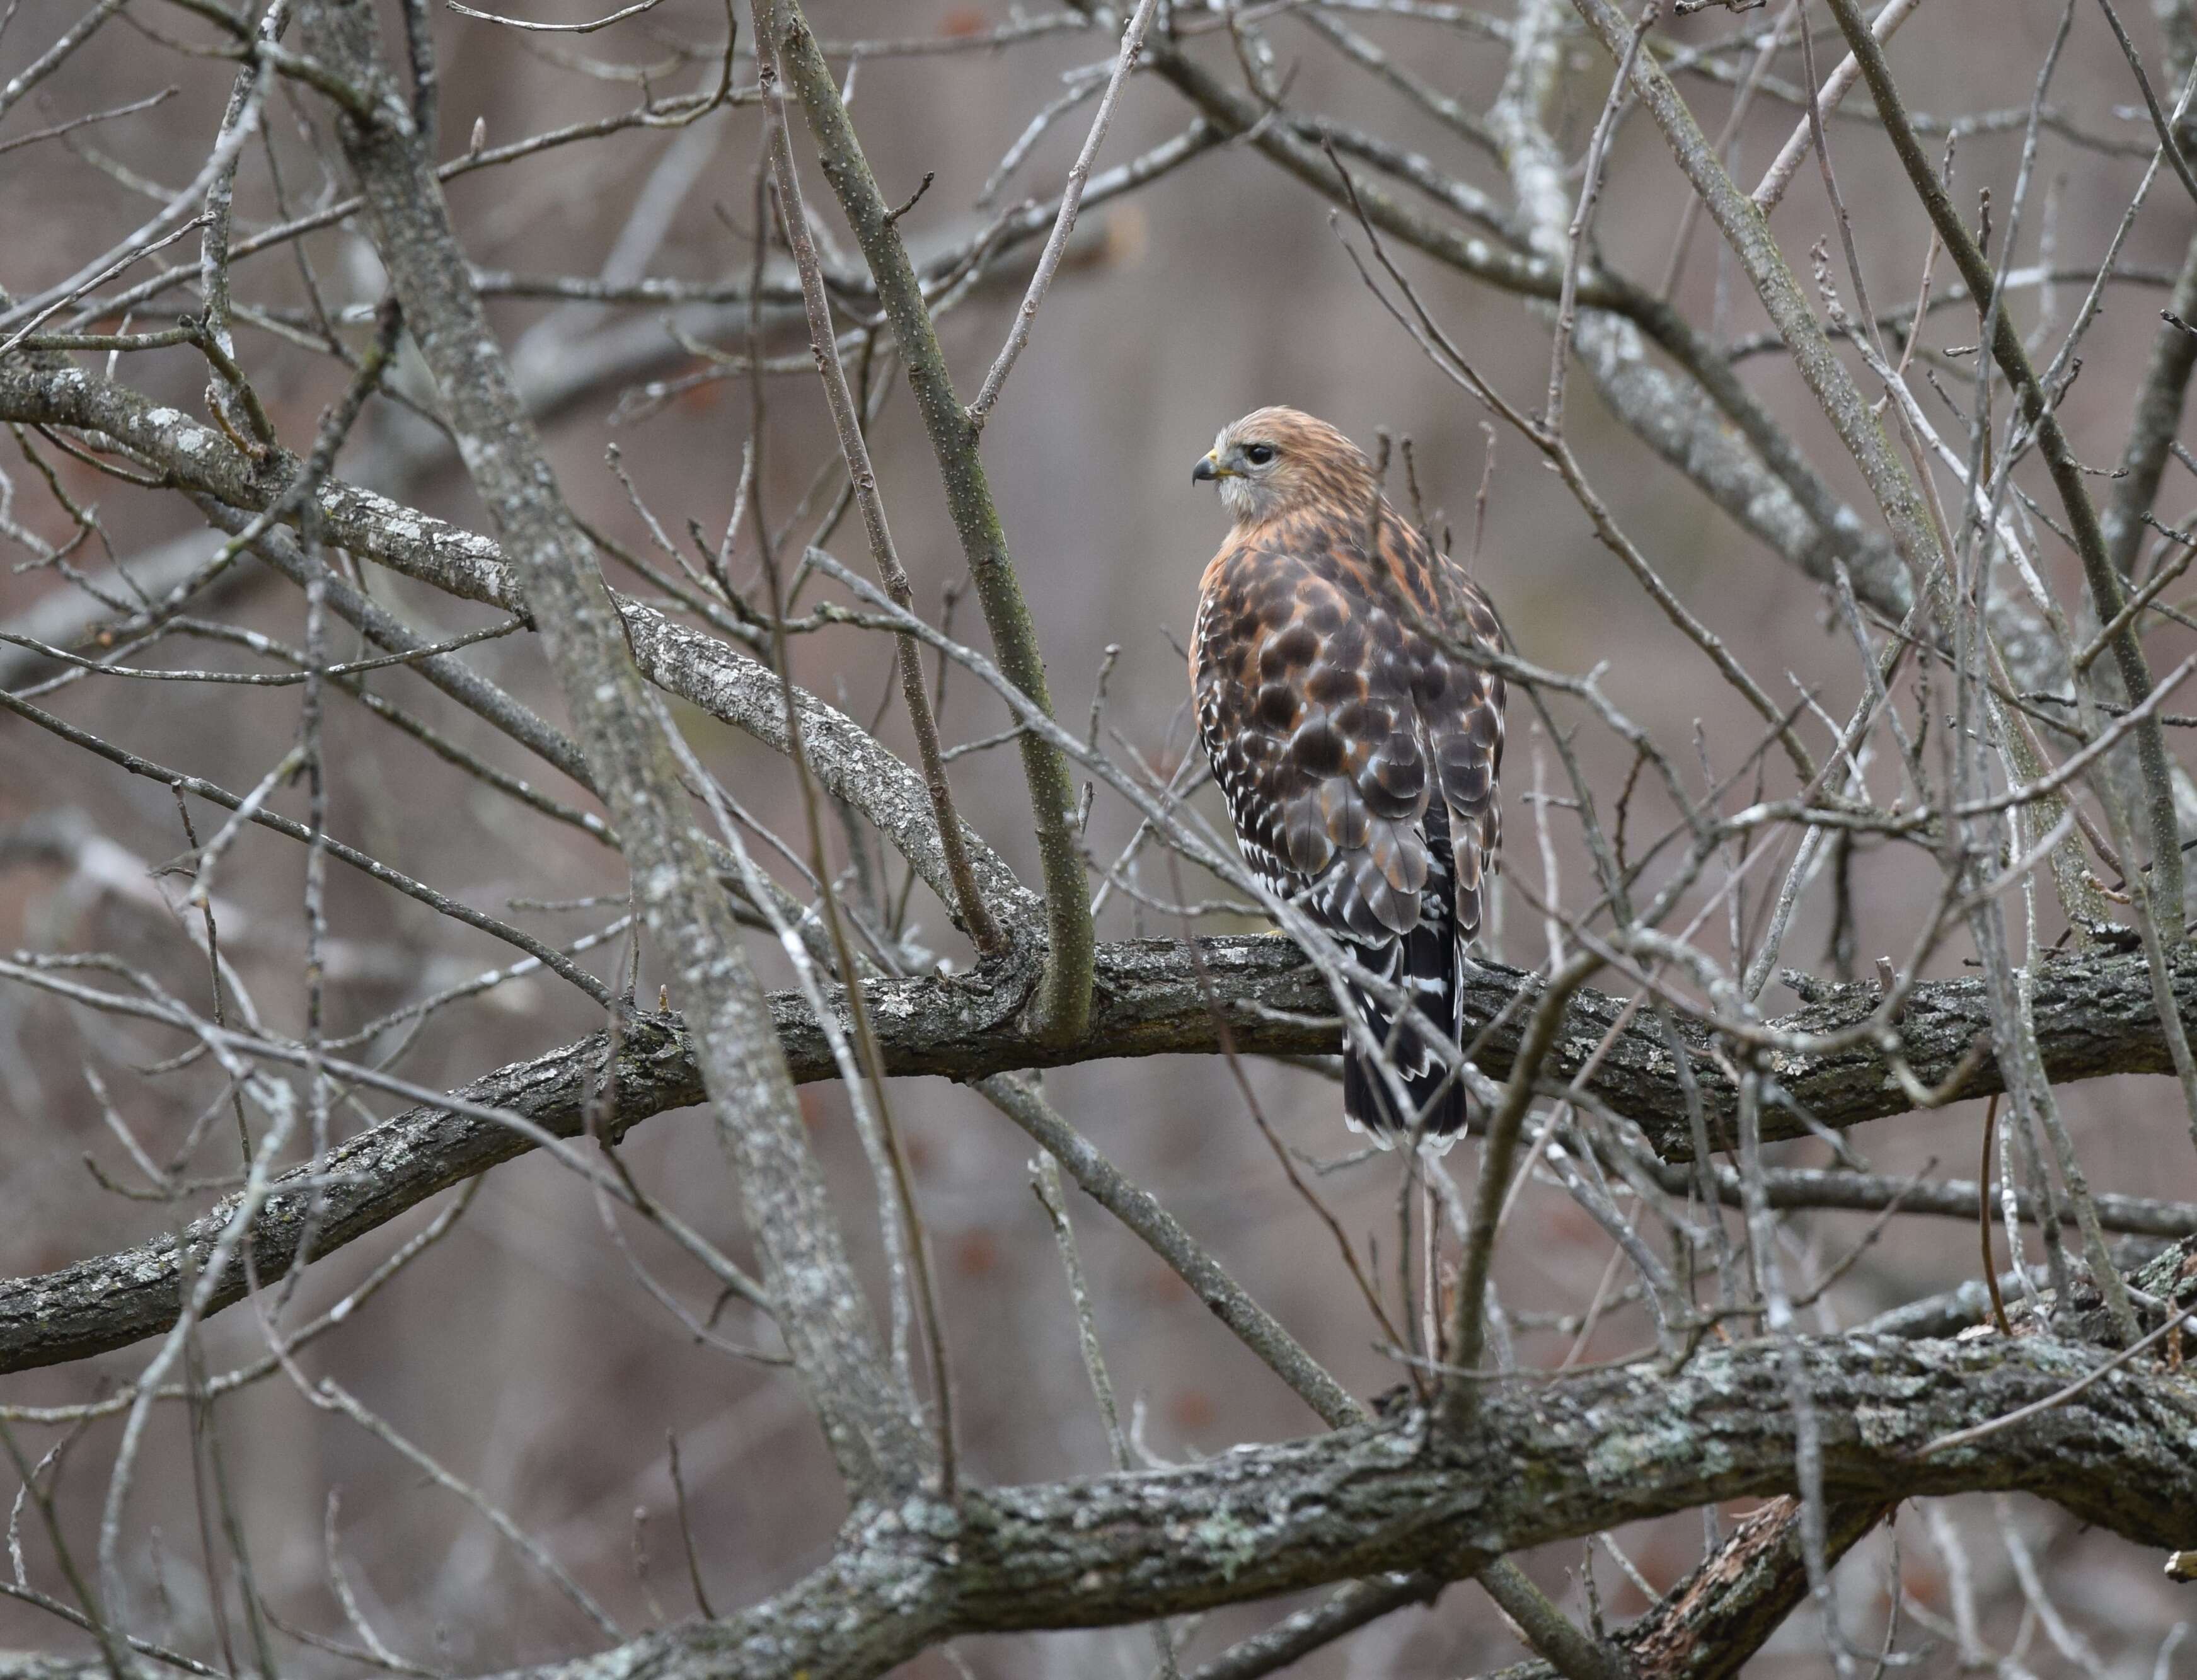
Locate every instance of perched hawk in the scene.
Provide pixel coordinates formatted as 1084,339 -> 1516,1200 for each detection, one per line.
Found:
1190,407 -> 1504,1141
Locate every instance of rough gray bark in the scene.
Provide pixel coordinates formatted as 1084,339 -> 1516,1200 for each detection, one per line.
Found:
1477,1499 -> 1892,1680
8,8 -> 2197,1673
481,1329 -> 2197,1680
13,936 -> 2197,1376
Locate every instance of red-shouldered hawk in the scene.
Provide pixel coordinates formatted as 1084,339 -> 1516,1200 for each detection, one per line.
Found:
1190,407 -> 1504,1141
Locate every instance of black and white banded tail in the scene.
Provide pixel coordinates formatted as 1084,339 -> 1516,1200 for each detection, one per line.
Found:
1339,810 -> 1470,1142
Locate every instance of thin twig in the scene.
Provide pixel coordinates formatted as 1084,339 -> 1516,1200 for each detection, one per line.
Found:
970,0 -> 1160,423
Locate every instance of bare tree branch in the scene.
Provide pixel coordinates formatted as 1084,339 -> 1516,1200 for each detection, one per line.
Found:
15,938 -> 2197,1378
296,1329 -> 2197,1679
290,0 -> 923,1494
766,0 -> 1097,1041
1821,0 -> 2187,925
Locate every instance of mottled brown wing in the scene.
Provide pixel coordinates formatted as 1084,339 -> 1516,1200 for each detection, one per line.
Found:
1387,519 -> 1504,949
1192,506 -> 1436,943
1194,500 -> 1504,1140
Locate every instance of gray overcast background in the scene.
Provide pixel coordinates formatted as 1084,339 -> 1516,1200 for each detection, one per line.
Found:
4,1 -> 2195,1673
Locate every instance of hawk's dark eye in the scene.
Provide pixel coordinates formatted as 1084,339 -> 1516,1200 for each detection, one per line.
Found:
1243,443 -> 1276,466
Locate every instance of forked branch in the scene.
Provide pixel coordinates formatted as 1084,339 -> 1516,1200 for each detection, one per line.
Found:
764,0 -> 1097,1040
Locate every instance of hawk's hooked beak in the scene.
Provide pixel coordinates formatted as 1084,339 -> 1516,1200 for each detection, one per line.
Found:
1192,450 -> 1232,485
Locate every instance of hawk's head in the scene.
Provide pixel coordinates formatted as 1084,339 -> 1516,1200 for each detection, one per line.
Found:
1192,406 -> 1376,529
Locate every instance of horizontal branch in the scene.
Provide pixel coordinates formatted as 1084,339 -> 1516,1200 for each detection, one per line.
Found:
461,1328 -> 2197,1677
13,936 -> 2197,1375
1639,1152 -> 2197,1240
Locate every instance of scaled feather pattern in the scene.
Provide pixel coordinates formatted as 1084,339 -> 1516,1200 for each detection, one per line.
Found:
1190,407 -> 1504,1140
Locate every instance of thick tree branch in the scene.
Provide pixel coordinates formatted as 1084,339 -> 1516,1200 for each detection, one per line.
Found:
7,10 -> 2197,1679
383,1332 -> 2197,1679
1485,1236 -> 2197,1680
1479,1500 -> 1893,1680
16,938 -> 2197,1377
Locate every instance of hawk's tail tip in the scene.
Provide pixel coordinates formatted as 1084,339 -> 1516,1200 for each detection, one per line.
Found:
1341,1048 -> 1468,1147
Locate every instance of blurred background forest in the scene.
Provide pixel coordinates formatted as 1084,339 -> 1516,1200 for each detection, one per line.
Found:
3,0 -> 2194,1673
